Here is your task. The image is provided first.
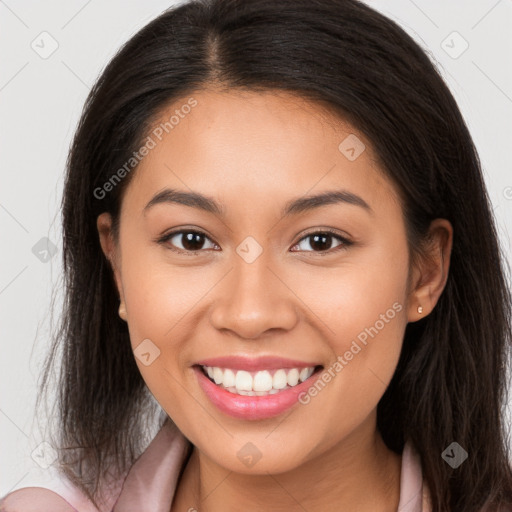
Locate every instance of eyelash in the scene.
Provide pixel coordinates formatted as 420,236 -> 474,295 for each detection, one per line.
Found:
156,228 -> 353,256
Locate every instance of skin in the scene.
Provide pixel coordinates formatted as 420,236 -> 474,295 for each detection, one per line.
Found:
97,88 -> 453,511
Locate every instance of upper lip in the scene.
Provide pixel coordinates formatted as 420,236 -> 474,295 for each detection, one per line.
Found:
194,355 -> 322,372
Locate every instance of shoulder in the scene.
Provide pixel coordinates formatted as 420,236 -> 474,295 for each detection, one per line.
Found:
0,487 -> 78,512
0,468 -> 108,512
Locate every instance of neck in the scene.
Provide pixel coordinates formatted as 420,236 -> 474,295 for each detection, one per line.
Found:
172,412 -> 401,512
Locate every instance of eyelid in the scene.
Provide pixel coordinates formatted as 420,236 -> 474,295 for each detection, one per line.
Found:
156,227 -> 219,255
156,227 -> 353,255
295,227 -> 351,242
291,227 -> 353,253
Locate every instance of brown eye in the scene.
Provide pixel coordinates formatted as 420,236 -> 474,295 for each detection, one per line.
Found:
291,231 -> 352,253
159,230 -> 217,253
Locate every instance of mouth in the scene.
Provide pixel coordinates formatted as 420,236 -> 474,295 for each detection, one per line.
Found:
192,360 -> 324,421
197,364 -> 324,396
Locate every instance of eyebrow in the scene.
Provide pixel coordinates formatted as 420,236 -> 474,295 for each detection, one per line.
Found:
143,187 -> 373,217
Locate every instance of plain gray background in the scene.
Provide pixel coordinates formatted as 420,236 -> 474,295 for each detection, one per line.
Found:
1,0 -> 511,496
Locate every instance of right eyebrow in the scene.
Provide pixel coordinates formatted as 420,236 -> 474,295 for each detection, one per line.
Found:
143,188 -> 225,217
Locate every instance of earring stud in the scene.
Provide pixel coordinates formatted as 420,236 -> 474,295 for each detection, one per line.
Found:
417,305 -> 423,314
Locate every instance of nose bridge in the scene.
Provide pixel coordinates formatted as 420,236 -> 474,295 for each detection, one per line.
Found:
209,241 -> 297,338
229,246 -> 277,314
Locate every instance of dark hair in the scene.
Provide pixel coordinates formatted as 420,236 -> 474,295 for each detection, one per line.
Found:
38,0 -> 512,510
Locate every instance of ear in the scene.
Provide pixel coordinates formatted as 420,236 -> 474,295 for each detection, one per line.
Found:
97,212 -> 125,312
407,218 -> 453,322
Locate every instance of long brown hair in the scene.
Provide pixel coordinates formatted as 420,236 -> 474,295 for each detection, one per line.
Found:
36,0 -> 512,510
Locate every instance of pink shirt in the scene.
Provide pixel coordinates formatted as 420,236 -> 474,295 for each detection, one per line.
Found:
0,419 -> 431,511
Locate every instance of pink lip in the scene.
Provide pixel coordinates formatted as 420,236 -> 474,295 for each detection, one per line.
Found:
193,365 -> 323,421
194,355 -> 320,371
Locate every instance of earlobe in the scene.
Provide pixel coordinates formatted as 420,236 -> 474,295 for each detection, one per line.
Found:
407,218 -> 453,322
118,301 -> 127,321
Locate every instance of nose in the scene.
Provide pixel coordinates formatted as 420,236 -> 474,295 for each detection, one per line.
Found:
208,255 -> 298,339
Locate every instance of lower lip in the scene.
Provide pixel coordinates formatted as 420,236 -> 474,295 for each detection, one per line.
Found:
193,365 -> 322,421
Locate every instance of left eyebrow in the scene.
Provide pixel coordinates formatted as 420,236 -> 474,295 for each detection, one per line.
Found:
142,187 -> 373,218
281,190 -> 374,217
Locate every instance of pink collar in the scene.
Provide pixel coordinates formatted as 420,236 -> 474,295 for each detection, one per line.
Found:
110,419 -> 430,511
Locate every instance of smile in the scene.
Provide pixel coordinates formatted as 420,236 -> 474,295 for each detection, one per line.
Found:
201,365 -> 318,396
193,360 -> 324,421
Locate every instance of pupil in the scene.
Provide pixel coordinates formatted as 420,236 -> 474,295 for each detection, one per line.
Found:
182,232 -> 204,251
311,233 -> 331,251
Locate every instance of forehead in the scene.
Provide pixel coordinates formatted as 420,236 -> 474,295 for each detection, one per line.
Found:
122,88 -> 401,219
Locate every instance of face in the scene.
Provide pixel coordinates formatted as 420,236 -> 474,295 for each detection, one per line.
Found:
98,88 -> 426,474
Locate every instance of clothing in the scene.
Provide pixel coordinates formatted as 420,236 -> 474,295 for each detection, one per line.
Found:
0,419 -> 431,511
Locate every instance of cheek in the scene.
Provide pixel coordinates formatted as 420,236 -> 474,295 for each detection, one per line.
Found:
117,242 -> 201,387
120,243 -> 208,344
120,257 -> 202,424
292,242 -> 409,414
292,239 -> 409,348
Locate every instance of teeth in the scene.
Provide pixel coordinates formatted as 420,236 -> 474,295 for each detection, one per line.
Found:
299,367 -> 314,382
235,370 -> 253,391
254,370 -> 273,392
273,369 -> 288,389
213,367 -> 223,385
202,365 -> 318,395
223,369 -> 236,387
287,368 -> 300,386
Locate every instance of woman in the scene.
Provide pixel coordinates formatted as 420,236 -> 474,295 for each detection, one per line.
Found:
1,0 -> 511,510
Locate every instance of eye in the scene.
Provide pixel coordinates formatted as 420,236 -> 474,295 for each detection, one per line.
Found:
157,227 -> 352,255
158,229 -> 219,254
290,229 -> 352,254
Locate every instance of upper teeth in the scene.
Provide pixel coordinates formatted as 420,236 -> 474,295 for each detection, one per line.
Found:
203,366 -> 316,394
